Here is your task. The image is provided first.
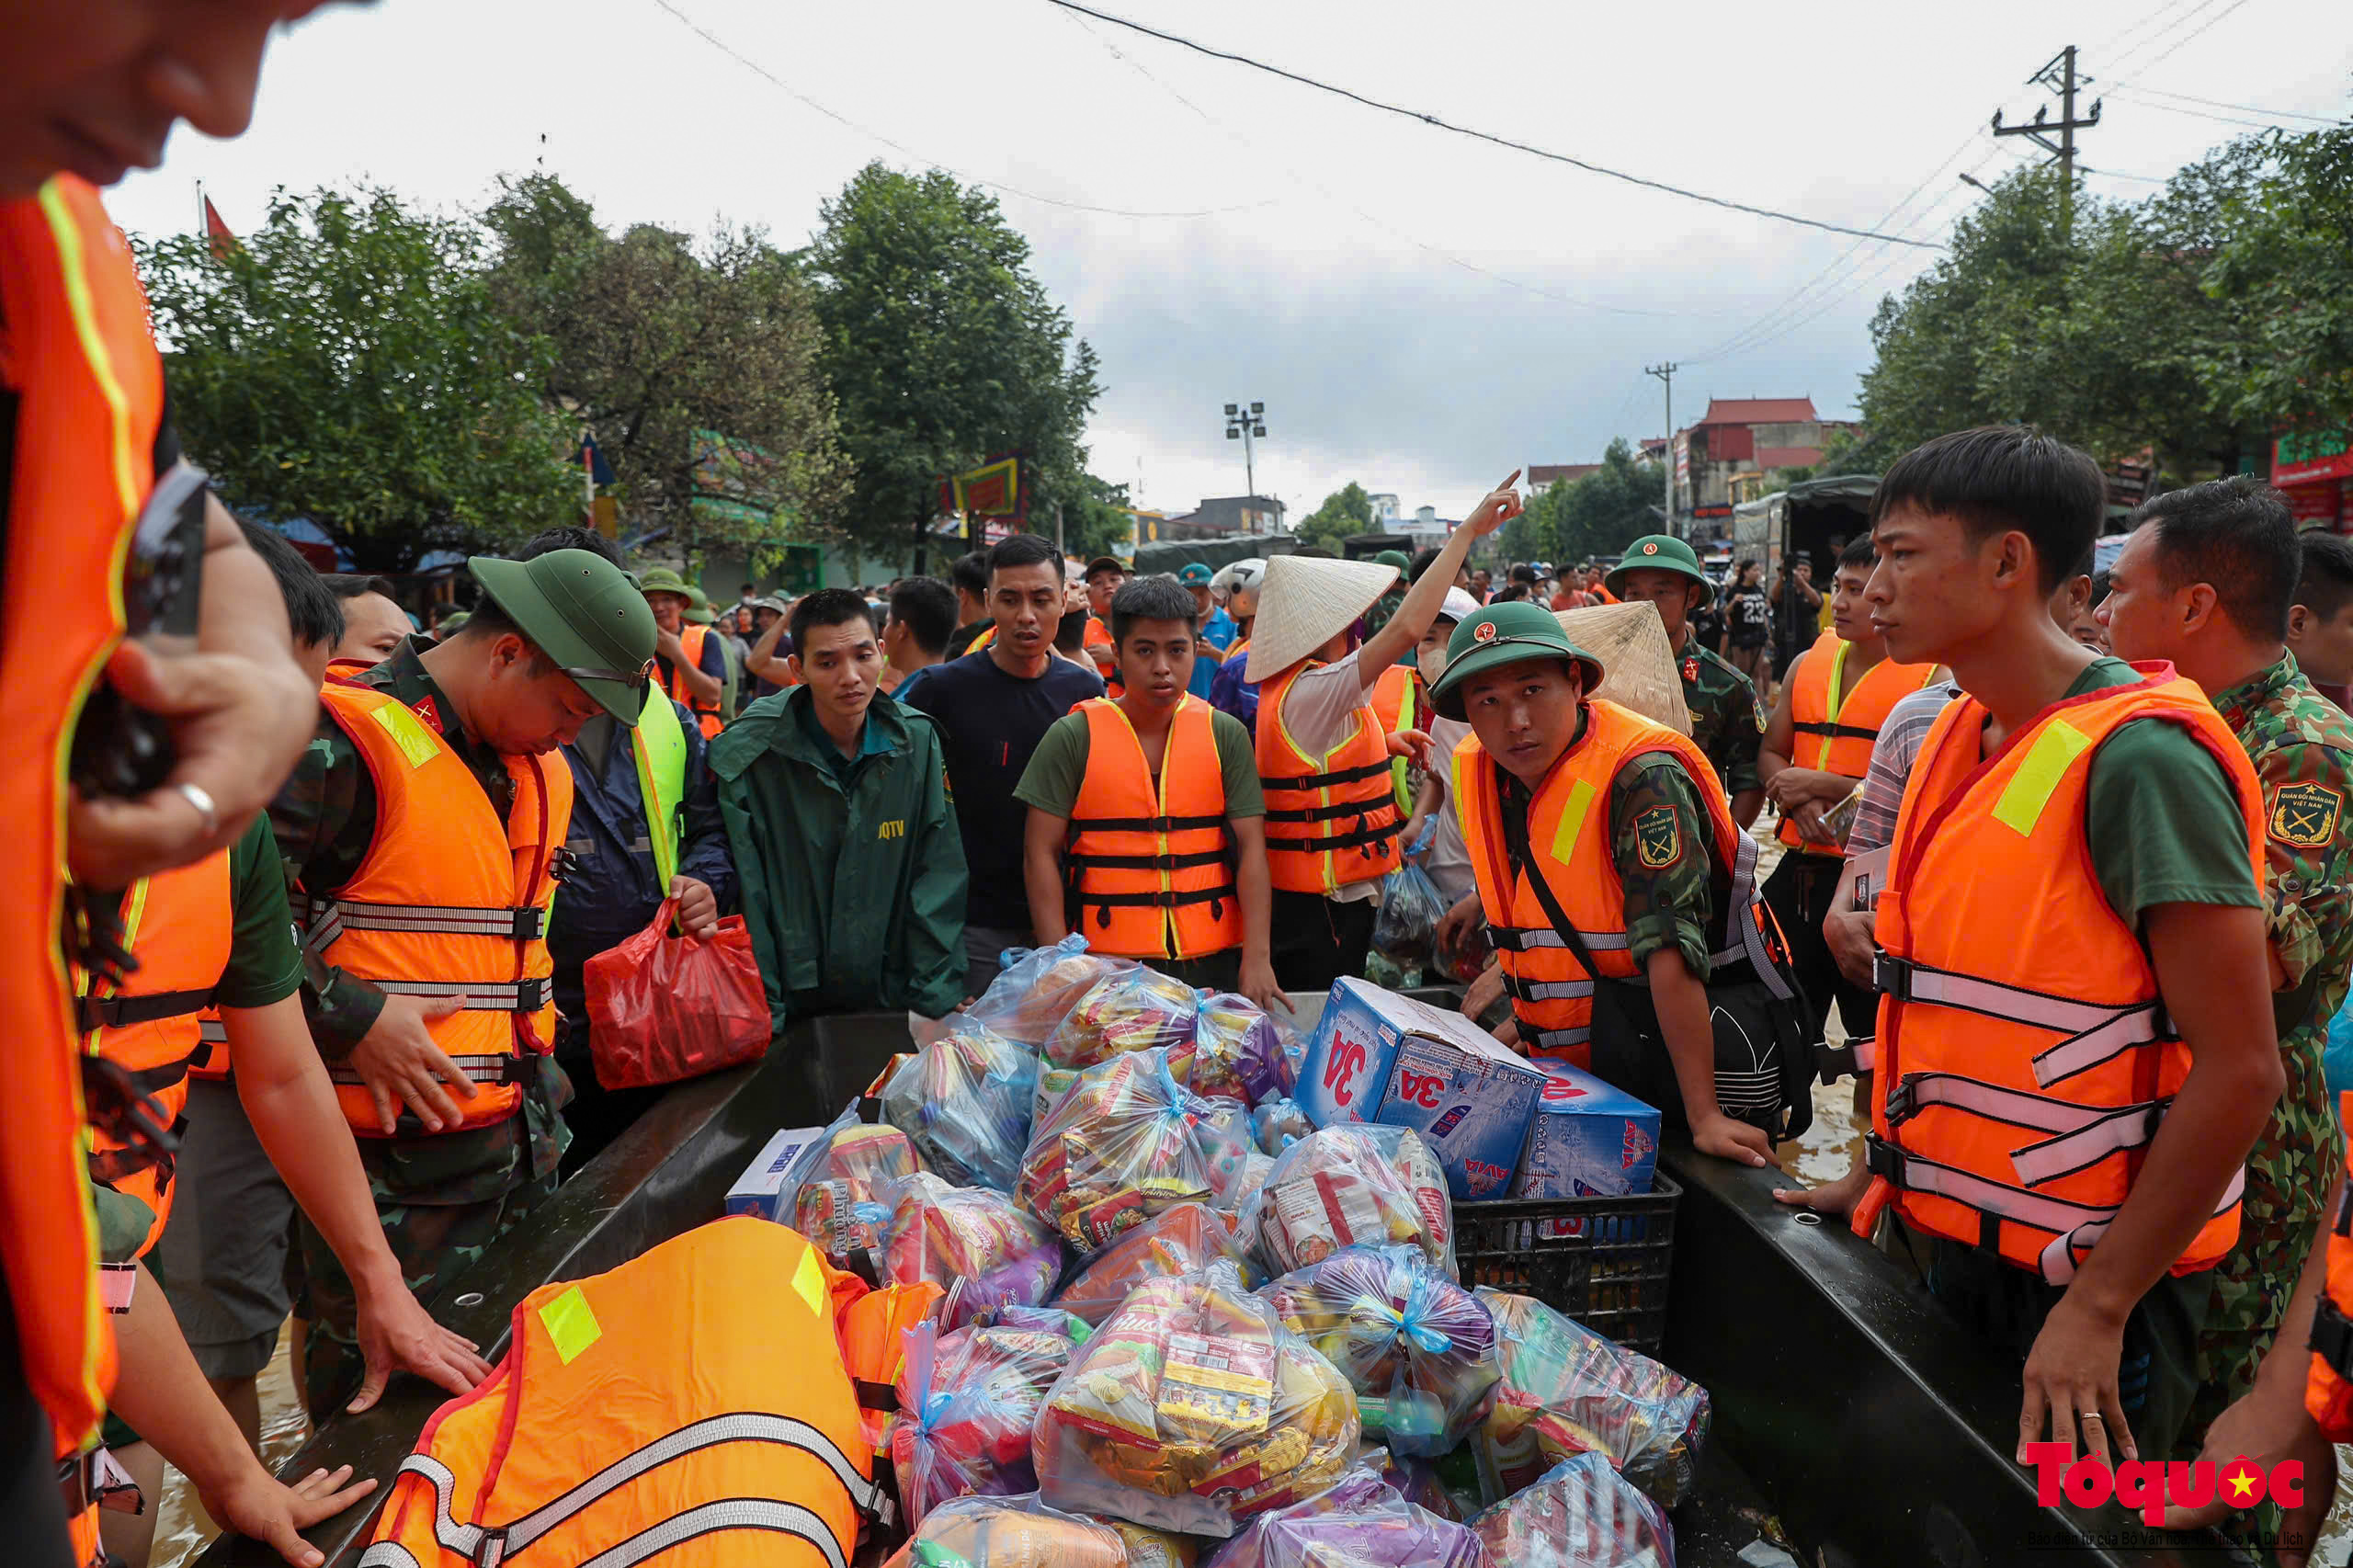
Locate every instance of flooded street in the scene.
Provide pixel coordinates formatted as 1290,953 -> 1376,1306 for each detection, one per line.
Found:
152,1328 -> 309,1568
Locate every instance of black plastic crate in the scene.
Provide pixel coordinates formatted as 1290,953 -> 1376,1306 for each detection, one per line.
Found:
1453,1172 -> 1681,1352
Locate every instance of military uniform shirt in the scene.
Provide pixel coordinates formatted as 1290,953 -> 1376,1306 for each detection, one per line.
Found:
2187,653 -> 2353,1431
267,635 -> 569,1205
1679,637 -> 1764,800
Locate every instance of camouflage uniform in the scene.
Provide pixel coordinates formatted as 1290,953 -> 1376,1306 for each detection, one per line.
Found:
2182,655 -> 2353,1449
1497,748 -> 1717,978
269,637 -> 570,1412
1678,637 -> 1764,803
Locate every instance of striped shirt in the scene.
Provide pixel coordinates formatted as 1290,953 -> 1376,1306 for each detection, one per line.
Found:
1847,684 -> 1964,856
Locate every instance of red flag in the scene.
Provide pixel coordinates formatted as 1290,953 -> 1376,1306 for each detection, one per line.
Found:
202,195 -> 237,260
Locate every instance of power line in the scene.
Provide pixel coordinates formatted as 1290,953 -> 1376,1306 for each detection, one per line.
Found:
2087,0 -> 2211,65
1056,6 -> 1706,320
2106,0 -> 2235,77
2111,0 -> 2257,80
644,0 -> 1271,221
1039,0 -> 1947,249
2110,85 -> 2327,131
2116,82 -> 2343,125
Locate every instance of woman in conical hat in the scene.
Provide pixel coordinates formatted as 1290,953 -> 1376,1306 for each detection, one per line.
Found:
1246,473 -> 1521,989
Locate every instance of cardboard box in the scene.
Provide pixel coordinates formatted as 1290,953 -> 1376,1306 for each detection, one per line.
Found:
1297,979 -> 1545,1199
724,1125 -> 830,1221
1294,978 -> 1409,1127
1374,1030 -> 1546,1200
1514,1060 -> 1660,1201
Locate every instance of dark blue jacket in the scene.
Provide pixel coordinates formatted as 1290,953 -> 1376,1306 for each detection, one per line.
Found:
548,699 -> 737,1055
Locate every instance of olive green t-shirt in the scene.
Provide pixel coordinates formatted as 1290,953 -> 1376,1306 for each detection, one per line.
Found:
220,812 -> 303,1009
1015,704 -> 1265,821
2065,658 -> 2259,921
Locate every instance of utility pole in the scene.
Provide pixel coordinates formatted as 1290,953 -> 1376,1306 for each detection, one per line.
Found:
1994,45 -> 2101,233
1224,401 -> 1266,505
1644,363 -> 1677,536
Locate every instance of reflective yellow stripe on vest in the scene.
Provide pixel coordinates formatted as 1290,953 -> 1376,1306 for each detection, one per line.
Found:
631,697 -> 687,891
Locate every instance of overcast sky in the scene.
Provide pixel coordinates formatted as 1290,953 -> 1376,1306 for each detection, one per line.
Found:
108,0 -> 2349,523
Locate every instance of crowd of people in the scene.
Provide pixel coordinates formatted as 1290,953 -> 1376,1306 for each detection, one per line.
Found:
15,9 -> 2353,1568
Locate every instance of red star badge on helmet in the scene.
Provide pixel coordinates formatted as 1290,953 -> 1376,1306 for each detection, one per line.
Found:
1472,620 -> 1497,642
1643,541 -> 1659,555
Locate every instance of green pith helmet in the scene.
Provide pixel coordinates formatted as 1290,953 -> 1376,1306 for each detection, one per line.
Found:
1428,599 -> 1606,722
636,566 -> 693,603
465,550 -> 659,723
1605,535 -> 1712,607
683,585 -> 717,625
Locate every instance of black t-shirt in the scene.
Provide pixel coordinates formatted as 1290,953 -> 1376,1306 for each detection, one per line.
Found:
904,648 -> 1106,929
1724,586 -> 1771,647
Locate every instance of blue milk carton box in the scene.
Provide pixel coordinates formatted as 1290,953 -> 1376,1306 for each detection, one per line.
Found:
1514,1060 -> 1661,1201
1294,977 -> 1411,1128
723,1125 -> 829,1221
1370,1016 -> 1547,1200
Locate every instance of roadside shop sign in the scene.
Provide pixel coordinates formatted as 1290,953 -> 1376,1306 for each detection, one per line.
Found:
2274,426 -> 2353,488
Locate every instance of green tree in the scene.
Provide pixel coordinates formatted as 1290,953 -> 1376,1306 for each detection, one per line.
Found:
137,186 -> 576,572
1552,439 -> 1664,561
483,174 -> 847,559
1295,482 -> 1374,551
1506,481 -> 1565,564
2200,126 -> 2353,433
805,163 -> 1102,567
1057,473 -> 1137,562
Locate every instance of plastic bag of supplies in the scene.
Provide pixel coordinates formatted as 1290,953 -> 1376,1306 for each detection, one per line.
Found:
583,898 -> 769,1090
1369,863 -> 1447,973
881,1017 -> 1038,1193
891,1309 -> 1093,1527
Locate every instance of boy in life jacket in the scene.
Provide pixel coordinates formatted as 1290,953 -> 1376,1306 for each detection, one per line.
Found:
1428,600 -> 1790,1171
1850,425 -> 2281,1474
1017,574 -> 1279,1009
267,550 -> 656,1418
1245,475 -> 1520,988
2096,480 -> 2353,1462
1758,534 -> 1942,1062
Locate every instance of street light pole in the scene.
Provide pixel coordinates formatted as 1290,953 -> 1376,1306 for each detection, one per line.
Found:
1224,400 -> 1267,509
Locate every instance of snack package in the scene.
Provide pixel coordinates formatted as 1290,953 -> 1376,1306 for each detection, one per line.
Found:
1017,1050 -> 1226,1255
1473,1290 -> 1709,1509
1204,1465 -> 1489,1568
1055,1202 -> 1259,1327
790,1110 -> 923,1269
969,935 -> 1143,1048
1274,1014 -> 1307,1095
1108,1520 -> 1199,1568
892,1310 -> 1094,1528
1045,967 -> 1201,1073
1193,1100 -> 1256,1209
1259,1246 -> 1501,1457
1034,1262 -> 1359,1537
884,1493 -> 1128,1568
885,1174 -> 1064,1332
1467,1452 -> 1674,1568
1190,994 -> 1290,1106
882,1017 -> 1039,1192
1351,1126 -> 1456,1278
1250,1099 -> 1313,1155
1246,1128 -> 1450,1278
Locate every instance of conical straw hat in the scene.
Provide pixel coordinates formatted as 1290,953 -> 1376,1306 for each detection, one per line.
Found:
1245,554 -> 1400,681
1556,600 -> 1692,735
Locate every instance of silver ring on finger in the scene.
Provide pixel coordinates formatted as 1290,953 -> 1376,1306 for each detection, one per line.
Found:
176,781 -> 221,837
2079,1411 -> 2104,1424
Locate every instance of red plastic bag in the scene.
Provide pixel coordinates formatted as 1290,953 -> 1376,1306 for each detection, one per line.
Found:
583,899 -> 769,1090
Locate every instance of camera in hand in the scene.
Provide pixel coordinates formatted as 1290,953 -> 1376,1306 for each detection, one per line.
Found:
68,460 -> 210,800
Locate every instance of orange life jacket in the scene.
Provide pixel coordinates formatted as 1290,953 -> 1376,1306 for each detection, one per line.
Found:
1777,628 -> 1938,854
307,682 -> 572,1136
1850,666 -> 2260,1284
2305,1096 -> 2353,1437
662,621 -> 723,738
1369,663 -> 1422,812
1454,699 -> 1767,1067
837,1278 -> 945,1458
1085,616 -> 1124,699
1256,662 -> 1402,894
185,1009 -> 231,1083
1064,697 -> 1241,960
970,624 -> 997,653
365,1216 -> 888,1568
79,851 -> 232,1257
0,175 -> 155,1462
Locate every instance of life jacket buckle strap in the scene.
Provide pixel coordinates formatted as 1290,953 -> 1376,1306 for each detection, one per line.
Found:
2316,1298 -> 2353,1378
1872,951 -> 1913,1001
